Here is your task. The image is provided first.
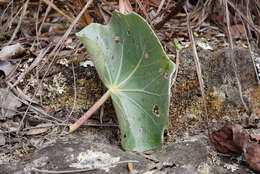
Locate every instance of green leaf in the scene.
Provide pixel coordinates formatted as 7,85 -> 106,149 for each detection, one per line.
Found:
76,11 -> 175,152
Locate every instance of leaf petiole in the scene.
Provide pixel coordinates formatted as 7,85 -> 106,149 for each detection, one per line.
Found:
68,90 -> 111,133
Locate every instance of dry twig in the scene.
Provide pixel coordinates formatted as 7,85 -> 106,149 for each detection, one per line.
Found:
224,0 -> 249,112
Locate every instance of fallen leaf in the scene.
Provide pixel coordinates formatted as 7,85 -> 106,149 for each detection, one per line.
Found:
0,88 -> 22,119
0,134 -> 5,146
211,122 -> 260,172
0,43 -> 25,61
210,122 -> 242,154
232,123 -> 250,151
0,61 -> 15,77
225,24 -> 247,39
119,0 -> 133,14
243,142 -> 260,171
149,0 -> 161,6
25,123 -> 53,135
251,134 -> 260,141
0,120 -> 20,132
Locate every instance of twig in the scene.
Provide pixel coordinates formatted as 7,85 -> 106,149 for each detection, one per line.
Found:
42,0 -> 74,23
156,0 -> 165,15
18,0 -> 94,134
0,125 -> 53,134
184,7 -> 210,136
0,0 -> 13,27
243,1 -> 260,84
11,47 -> 50,88
225,0 -> 249,112
8,82 -> 63,123
134,0 -> 153,28
227,0 -> 260,34
30,160 -> 139,174
34,0 -> 42,50
38,0 -> 53,35
99,105 -> 104,124
155,0 -> 187,30
7,0 -> 29,45
136,152 -> 159,163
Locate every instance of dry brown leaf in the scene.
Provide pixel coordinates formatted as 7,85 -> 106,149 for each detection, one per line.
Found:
210,122 -> 243,154
232,123 -> 250,151
0,134 -> 6,146
149,0 -> 161,6
119,0 -> 133,14
25,123 -> 53,135
0,88 -> 22,119
251,134 -> 260,141
78,0 -> 92,25
0,61 -> 15,78
225,24 -> 247,39
0,43 -> 25,61
211,122 -> 260,172
0,120 -> 20,131
243,142 -> 260,171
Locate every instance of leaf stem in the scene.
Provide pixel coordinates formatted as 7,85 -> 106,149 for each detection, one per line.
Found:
68,90 -> 111,133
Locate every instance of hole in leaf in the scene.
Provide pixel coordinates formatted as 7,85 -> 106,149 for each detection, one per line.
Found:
159,68 -> 163,75
115,36 -> 120,43
164,72 -> 169,79
139,127 -> 144,133
153,104 -> 160,117
123,134 -> 127,139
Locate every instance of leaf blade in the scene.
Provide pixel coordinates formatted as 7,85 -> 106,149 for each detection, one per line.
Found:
77,11 -> 175,152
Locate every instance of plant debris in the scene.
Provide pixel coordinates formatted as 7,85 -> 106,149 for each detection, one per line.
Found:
211,122 -> 260,171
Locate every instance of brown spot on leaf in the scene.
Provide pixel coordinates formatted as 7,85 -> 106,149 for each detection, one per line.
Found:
96,36 -> 99,40
111,55 -> 114,60
164,72 -> 169,79
127,30 -> 130,36
159,68 -> 163,75
153,104 -> 160,117
145,52 -> 149,59
139,127 -> 144,133
115,36 -> 120,43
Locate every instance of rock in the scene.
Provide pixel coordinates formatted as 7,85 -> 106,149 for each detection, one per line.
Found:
150,138 -> 208,174
0,133 -> 256,174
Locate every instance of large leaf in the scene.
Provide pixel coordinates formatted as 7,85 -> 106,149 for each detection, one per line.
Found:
77,11 -> 175,152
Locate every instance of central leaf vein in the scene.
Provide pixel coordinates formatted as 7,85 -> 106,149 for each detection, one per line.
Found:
118,50 -> 145,87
